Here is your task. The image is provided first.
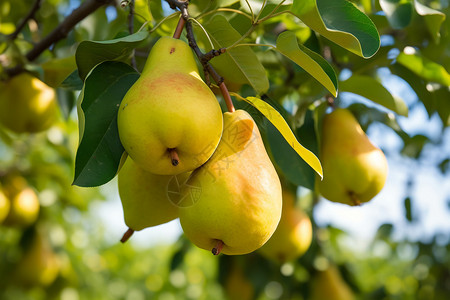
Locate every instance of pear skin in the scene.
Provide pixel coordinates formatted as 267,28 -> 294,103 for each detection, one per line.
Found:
310,265 -> 355,300
258,190 -> 312,263
118,37 -> 223,175
179,110 -> 282,255
118,157 -> 190,231
318,109 -> 388,206
0,73 -> 58,133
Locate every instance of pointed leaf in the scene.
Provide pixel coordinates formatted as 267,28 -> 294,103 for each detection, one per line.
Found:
379,0 -> 413,29
276,31 -> 337,96
340,75 -> 408,116
75,31 -> 148,80
231,94 -> 323,178
73,61 -> 140,187
292,0 -> 380,58
414,0 -> 446,43
397,49 -> 450,86
199,15 -> 269,94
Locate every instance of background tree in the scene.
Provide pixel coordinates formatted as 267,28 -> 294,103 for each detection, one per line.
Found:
0,0 -> 449,299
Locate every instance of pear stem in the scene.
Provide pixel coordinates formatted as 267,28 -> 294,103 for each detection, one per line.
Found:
220,82 -> 235,112
212,240 -> 224,255
348,192 -> 361,206
169,149 -> 180,166
173,15 -> 185,39
120,228 -> 135,243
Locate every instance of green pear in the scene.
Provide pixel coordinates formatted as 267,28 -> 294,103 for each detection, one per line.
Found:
0,188 -> 10,224
118,37 -> 223,175
179,110 -> 282,255
258,190 -> 312,263
318,108 -> 388,206
14,231 -> 60,287
310,265 -> 355,300
3,176 -> 40,227
0,73 -> 58,133
118,157 -> 190,234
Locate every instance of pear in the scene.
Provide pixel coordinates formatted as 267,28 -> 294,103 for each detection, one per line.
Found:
179,110 -> 282,255
258,190 -> 312,263
0,73 -> 58,133
0,188 -> 10,224
14,231 -> 60,287
224,260 -> 254,300
118,157 -> 190,235
310,265 -> 355,300
318,108 -> 388,206
117,37 -> 223,175
3,176 -> 40,227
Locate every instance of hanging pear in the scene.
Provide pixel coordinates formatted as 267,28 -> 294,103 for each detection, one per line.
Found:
117,37 -> 223,175
179,110 -> 282,255
318,108 -> 388,205
118,157 -> 190,237
258,190 -> 312,263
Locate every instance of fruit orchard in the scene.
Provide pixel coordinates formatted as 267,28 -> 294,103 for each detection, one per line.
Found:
0,0 -> 449,299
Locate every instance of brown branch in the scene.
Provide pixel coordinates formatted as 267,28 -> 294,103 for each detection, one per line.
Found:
5,0 -> 112,77
173,16 -> 186,39
8,0 -> 42,40
127,0 -> 137,69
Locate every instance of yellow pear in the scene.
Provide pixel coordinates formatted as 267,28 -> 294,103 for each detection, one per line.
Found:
118,157 -> 190,234
309,265 -> 355,300
179,110 -> 282,255
4,187 -> 40,227
318,108 -> 388,205
0,73 -> 58,133
0,188 -> 10,224
259,190 -> 312,263
14,231 -> 60,287
118,37 -> 223,175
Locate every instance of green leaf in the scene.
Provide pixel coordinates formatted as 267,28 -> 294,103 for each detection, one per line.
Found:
199,15 -> 269,94
267,109 -> 318,190
339,75 -> 409,116
276,31 -> 338,96
60,70 -> 84,91
291,0 -> 380,58
75,31 -> 148,80
73,61 -> 139,187
397,49 -> 450,86
414,0 -> 446,44
379,0 -> 413,29
231,93 -> 323,178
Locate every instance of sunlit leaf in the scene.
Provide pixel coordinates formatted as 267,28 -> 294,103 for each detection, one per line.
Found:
276,31 -> 338,96
339,75 -> 408,116
199,15 -> 269,94
379,0 -> 413,29
291,0 -> 380,58
74,61 -> 139,187
397,49 -> 450,86
231,93 -> 323,178
414,0 -> 446,43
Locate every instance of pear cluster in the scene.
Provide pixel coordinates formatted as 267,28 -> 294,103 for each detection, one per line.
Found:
117,37 -> 283,255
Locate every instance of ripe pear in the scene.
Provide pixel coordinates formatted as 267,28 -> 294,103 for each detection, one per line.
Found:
117,37 -> 223,175
118,157 -> 190,233
3,176 -> 40,227
14,231 -> 60,287
0,188 -> 10,224
179,110 -> 282,255
310,265 -> 355,300
0,73 -> 58,133
258,190 -> 312,263
318,108 -> 388,206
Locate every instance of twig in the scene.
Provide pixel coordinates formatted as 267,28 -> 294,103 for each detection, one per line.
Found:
5,0 -> 112,77
8,0 -> 42,40
127,0 -> 137,69
173,16 -> 186,39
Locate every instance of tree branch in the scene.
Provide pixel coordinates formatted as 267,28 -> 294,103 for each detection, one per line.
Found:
5,0 -> 112,77
127,0 -> 137,69
8,0 -> 42,40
